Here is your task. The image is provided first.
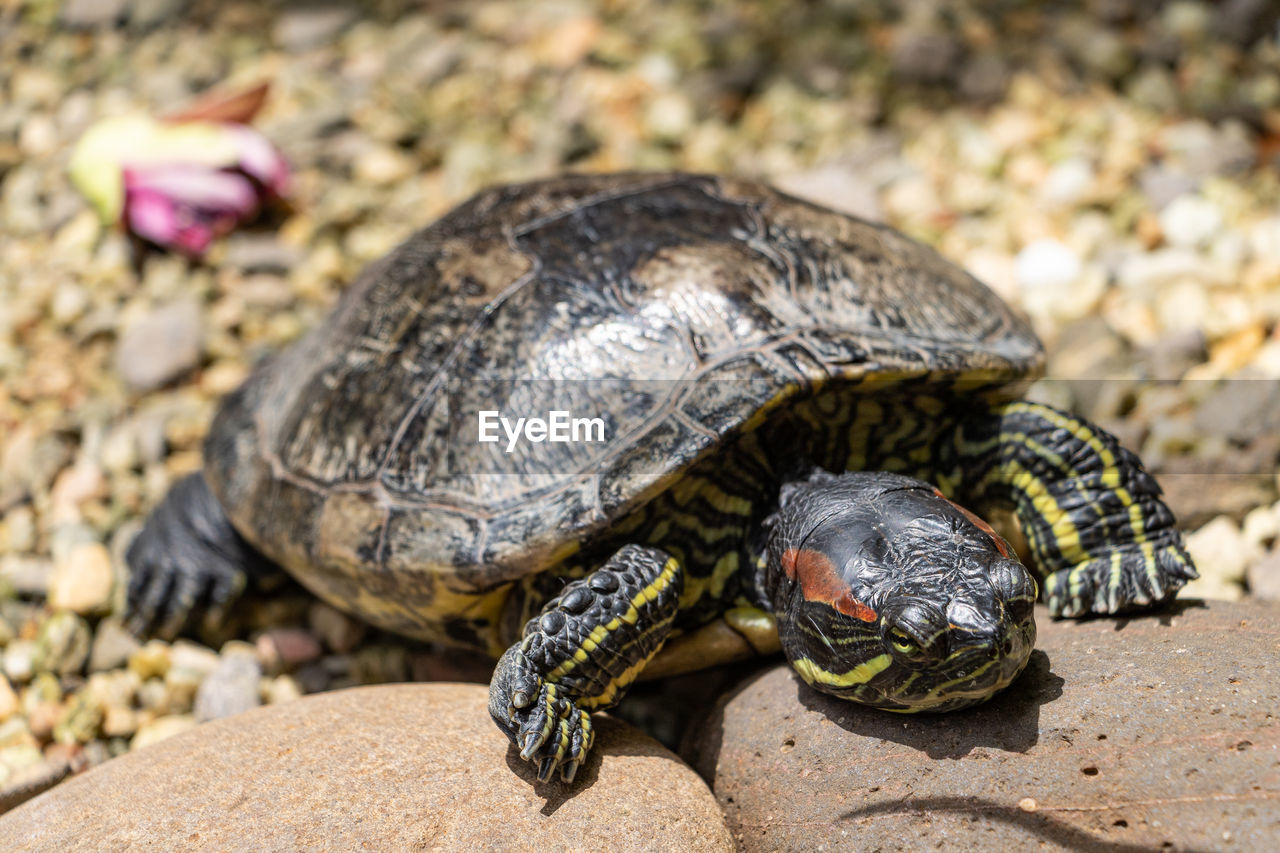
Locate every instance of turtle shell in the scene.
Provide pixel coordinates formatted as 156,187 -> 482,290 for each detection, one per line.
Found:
204,173 -> 1043,637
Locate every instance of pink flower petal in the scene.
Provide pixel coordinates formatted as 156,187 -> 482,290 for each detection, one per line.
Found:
224,124 -> 290,195
126,187 -> 183,247
124,165 -> 259,217
125,182 -> 241,256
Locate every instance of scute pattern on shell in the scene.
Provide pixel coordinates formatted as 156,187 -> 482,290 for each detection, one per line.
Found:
204,172 -> 1043,615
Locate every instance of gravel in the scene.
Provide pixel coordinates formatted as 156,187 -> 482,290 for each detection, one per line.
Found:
1,0 -> 1279,814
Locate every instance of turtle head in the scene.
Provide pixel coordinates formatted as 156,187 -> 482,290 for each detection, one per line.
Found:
765,471 -> 1037,712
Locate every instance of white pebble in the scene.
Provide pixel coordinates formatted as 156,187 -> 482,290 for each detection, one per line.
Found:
1241,505 -> 1279,549
1248,217 -> 1280,265
1117,248 -> 1210,293
130,714 -> 197,751
1015,239 -> 1081,291
1155,279 -> 1210,334
1159,195 -> 1223,248
1186,516 -> 1259,587
1040,157 -> 1094,206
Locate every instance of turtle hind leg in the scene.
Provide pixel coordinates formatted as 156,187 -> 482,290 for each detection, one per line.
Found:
126,472 -> 276,638
489,544 -> 684,783
947,400 -> 1198,618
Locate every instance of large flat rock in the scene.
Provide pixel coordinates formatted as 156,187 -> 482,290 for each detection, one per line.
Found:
687,599 -> 1280,852
1,683 -> 733,851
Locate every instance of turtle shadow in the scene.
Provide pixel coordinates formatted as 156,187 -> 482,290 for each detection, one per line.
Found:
838,796 -> 1214,853
1105,597 -> 1209,631
796,648 -> 1064,759
503,740 -> 603,816
678,651 -> 1062,784
1037,597 -> 1209,633
502,715 -> 679,816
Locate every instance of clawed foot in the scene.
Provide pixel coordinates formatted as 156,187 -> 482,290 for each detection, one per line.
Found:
1045,538 -> 1198,618
124,473 -> 268,638
489,647 -> 595,783
507,674 -> 595,783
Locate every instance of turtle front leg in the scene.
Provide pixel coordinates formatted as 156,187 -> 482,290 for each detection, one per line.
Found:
126,472 -> 278,637
488,544 -> 683,783
946,401 -> 1198,618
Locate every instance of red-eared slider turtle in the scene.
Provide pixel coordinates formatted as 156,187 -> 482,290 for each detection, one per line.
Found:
127,172 -> 1197,783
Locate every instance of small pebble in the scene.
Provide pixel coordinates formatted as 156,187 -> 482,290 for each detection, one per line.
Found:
1246,548 -> 1280,601
53,692 -> 103,745
0,743 -> 44,777
265,674 -> 304,705
162,668 -> 202,716
273,4 -> 358,51
0,718 -> 38,751
135,679 -> 168,713
128,641 -> 172,681
0,556 -> 52,598
1241,504 -> 1279,549
254,628 -> 322,674
1041,158 -> 1094,206
293,663 -> 332,694
113,298 -> 205,392
89,619 -> 142,673
130,714 -> 197,751
2,642 -> 37,684
0,677 -> 18,723
353,145 -> 417,186
890,28 -> 962,83
33,612 -> 91,676
308,603 -> 367,655
26,702 -> 61,742
1016,239 -> 1082,291
101,705 -> 139,738
168,641 -> 220,677
1159,195 -> 1224,248
1184,516 -> 1258,600
48,541 -> 114,615
194,650 -> 262,722
2,506 -> 37,553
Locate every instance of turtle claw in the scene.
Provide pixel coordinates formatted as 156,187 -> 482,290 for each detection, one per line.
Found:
498,675 -> 594,782
519,728 -> 548,761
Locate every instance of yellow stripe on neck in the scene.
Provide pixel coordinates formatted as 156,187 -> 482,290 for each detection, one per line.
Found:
793,653 -> 892,688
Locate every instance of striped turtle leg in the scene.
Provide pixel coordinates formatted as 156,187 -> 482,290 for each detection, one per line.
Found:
488,544 -> 683,783
945,401 -> 1198,617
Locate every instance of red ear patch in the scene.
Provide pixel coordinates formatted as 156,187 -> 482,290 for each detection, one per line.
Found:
781,548 -> 878,622
931,487 -> 1011,559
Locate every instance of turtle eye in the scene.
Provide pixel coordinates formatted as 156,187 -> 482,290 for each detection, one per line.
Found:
888,627 -> 920,656
883,621 -> 936,664
880,599 -> 948,664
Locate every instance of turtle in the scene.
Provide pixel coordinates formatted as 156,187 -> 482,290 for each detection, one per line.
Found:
126,172 -> 1198,784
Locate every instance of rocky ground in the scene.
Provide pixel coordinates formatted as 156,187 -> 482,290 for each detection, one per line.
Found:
2,0 -> 1280,828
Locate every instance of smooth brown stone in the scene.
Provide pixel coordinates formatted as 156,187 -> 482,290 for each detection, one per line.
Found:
0,683 -> 733,852
687,599 -> 1280,852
